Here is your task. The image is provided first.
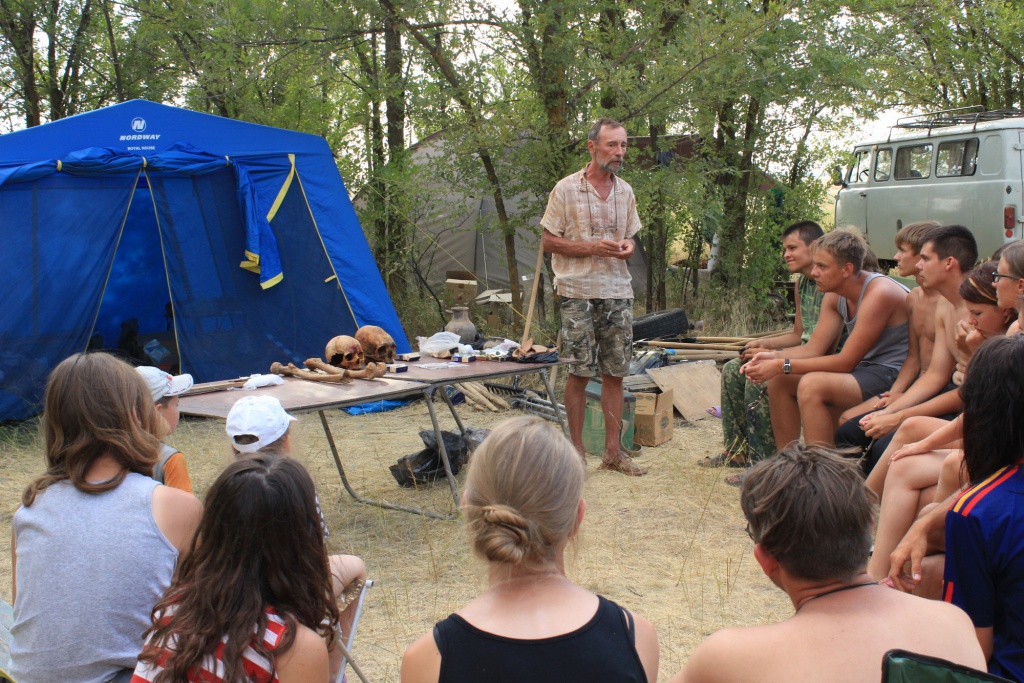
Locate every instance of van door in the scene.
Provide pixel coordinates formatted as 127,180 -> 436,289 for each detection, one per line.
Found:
865,146 -> 897,256
835,148 -> 870,231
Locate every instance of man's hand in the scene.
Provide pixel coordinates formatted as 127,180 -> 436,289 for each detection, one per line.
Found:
872,391 -> 901,410
614,238 -> 635,259
861,410 -> 902,439
741,352 -> 781,383
591,239 -> 631,259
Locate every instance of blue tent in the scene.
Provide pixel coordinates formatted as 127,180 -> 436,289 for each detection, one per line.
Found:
0,99 -> 409,421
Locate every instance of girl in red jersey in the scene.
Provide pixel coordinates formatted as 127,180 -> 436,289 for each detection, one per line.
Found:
133,455 -> 339,683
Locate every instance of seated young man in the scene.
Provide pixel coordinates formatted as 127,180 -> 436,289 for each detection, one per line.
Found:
836,221 -> 941,429
710,220 -> 832,470
743,229 -> 910,447
670,444 -> 986,683
835,224 -> 978,471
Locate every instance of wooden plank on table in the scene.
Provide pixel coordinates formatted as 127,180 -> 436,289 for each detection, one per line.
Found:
645,363 -> 722,423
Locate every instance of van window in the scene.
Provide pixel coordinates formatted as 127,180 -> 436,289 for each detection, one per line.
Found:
874,148 -> 892,182
936,139 -> 979,177
848,149 -> 871,184
895,144 -> 933,180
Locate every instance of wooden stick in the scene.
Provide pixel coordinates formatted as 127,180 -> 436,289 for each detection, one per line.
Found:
645,341 -> 746,352
519,244 -> 546,349
691,336 -> 756,344
746,329 -> 791,339
458,383 -> 498,412
470,382 -> 510,409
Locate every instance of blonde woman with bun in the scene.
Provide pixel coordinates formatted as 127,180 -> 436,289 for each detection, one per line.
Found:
401,415 -> 659,683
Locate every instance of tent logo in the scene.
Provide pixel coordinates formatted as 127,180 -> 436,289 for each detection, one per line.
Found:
121,117 -> 160,141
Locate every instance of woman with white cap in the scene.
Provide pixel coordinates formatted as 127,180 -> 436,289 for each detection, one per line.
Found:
225,395 -> 366,677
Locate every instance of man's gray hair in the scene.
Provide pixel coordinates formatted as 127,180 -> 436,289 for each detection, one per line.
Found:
588,118 -> 625,142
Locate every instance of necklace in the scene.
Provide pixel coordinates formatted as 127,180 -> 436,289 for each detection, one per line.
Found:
583,171 -> 618,240
490,571 -> 564,591
796,581 -> 878,612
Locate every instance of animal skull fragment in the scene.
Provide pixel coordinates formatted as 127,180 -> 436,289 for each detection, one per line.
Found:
355,326 -> 396,364
326,335 -> 364,370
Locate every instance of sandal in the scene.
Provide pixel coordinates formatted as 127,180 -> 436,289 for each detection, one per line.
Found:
698,452 -> 748,469
725,471 -> 747,487
598,452 -> 649,476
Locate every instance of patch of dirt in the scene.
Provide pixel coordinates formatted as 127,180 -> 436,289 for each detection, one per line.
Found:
0,390 -> 790,681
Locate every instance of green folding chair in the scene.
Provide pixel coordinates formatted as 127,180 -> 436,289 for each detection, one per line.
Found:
882,649 -> 1013,683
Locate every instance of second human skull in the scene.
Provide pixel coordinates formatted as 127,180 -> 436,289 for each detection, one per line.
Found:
355,325 -> 396,364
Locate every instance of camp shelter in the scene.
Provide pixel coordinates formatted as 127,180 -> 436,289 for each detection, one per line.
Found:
0,99 -> 409,422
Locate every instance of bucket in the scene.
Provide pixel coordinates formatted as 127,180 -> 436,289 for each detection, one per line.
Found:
582,380 -> 636,455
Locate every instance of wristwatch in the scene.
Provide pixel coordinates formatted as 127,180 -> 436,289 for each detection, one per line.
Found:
783,359 -> 792,375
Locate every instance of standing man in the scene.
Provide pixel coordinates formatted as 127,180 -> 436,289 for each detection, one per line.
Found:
541,118 -> 646,476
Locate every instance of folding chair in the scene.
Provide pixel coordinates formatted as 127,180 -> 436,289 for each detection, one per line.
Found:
334,579 -> 374,683
882,649 -> 1013,683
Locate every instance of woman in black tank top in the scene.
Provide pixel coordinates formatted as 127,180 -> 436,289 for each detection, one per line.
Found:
400,416 -> 660,683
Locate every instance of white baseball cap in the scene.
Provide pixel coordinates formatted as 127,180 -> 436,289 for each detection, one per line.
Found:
226,395 -> 297,453
137,366 -> 194,402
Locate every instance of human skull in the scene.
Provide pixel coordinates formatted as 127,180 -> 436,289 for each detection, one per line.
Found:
355,326 -> 396,364
325,335 -> 364,370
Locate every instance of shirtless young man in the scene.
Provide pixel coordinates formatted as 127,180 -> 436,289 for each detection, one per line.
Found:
742,229 -> 909,447
670,444 -> 985,683
836,225 -> 977,470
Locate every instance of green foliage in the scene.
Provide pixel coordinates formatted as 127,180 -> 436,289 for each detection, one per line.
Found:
4,0 -> 1023,314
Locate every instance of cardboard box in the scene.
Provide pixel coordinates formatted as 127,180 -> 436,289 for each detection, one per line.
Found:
445,270 -> 478,305
634,388 -> 674,447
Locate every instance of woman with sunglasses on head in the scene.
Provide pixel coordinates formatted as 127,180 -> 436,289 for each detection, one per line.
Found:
401,416 -> 659,683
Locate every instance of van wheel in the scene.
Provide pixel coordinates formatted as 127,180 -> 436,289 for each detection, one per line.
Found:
632,308 -> 689,340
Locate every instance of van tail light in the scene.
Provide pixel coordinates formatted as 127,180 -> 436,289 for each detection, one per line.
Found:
1006,207 -> 1017,237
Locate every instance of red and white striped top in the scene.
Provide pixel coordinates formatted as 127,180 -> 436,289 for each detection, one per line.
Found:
540,165 -> 641,300
131,606 -> 288,683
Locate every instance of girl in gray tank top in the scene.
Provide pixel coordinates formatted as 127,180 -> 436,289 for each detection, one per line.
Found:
9,353 -> 191,683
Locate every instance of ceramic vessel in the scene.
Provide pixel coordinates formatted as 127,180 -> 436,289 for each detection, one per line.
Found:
444,306 -> 477,344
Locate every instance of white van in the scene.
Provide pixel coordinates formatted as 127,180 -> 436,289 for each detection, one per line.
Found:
835,108 -> 1024,263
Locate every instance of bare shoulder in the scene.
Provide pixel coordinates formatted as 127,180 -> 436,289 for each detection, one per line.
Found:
152,484 -> 201,554
401,630 -> 442,683
627,611 -> 660,683
673,626 -> 770,683
869,275 -> 909,301
276,623 -> 329,683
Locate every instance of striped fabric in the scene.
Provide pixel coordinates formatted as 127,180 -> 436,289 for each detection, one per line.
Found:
950,464 -> 1019,517
540,165 -> 641,300
132,606 -> 288,682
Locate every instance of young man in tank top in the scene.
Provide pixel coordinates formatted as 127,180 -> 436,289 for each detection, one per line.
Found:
670,444 -> 985,683
742,229 -> 910,447
835,225 -> 978,469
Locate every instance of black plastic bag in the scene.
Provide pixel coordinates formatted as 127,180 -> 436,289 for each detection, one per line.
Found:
389,429 -> 469,488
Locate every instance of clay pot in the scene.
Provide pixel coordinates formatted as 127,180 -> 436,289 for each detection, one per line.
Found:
444,307 -> 478,344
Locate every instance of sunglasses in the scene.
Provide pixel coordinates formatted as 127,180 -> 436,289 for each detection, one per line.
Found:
992,272 -> 1022,283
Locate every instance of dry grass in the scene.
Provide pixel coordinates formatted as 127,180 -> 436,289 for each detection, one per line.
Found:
0,388 -> 791,682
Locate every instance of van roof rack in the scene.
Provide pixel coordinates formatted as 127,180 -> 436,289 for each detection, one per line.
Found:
888,106 -> 1024,139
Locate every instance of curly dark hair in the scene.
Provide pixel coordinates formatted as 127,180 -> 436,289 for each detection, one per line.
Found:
139,455 -> 339,681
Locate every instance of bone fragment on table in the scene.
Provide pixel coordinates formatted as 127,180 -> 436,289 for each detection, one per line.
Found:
270,362 -> 352,383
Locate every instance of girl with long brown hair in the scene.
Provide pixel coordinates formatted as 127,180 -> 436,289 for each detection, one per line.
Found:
132,455 -> 340,682
9,353 -> 201,683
